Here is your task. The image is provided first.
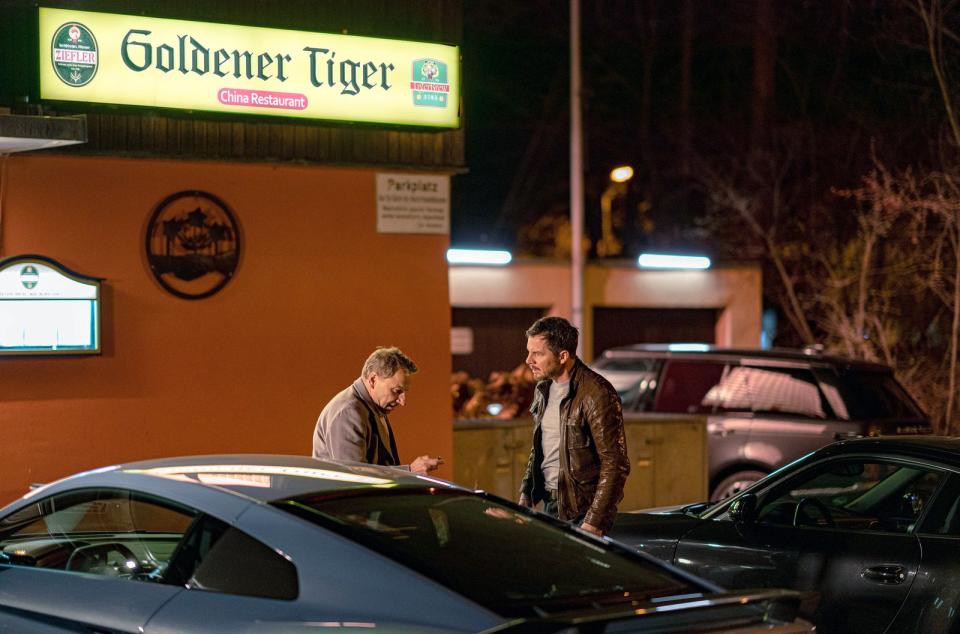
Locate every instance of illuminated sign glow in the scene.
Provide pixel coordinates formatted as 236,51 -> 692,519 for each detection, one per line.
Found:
39,8 -> 460,128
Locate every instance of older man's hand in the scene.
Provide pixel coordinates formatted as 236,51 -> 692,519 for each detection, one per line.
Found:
410,455 -> 443,474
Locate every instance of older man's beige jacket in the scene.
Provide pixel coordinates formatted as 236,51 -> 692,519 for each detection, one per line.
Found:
313,377 -> 400,466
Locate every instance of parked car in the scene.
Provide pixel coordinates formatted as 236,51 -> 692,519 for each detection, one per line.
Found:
0,454 -> 812,633
592,344 -> 930,500
609,436 -> 960,634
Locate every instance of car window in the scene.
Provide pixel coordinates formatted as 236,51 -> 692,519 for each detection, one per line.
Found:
0,487 -> 298,600
654,360 -> 726,413
756,460 -> 943,534
276,490 -> 696,618
0,488 -> 194,581
704,366 -> 829,418
164,514 -> 297,600
914,474 -> 960,536
592,357 -> 663,411
815,368 -> 925,420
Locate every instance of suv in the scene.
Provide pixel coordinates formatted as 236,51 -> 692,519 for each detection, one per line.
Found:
592,344 -> 931,500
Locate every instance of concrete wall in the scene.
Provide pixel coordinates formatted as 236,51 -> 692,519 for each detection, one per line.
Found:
0,154 -> 452,504
450,259 -> 762,360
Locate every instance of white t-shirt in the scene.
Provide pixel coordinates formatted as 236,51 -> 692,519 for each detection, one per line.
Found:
540,379 -> 569,489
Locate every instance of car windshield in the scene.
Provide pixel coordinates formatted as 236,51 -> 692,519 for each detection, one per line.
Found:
274,489 -> 696,617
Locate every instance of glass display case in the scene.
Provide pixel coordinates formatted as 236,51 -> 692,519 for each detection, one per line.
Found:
0,255 -> 102,355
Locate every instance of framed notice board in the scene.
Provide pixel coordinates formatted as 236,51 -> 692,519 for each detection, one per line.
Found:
0,254 -> 102,356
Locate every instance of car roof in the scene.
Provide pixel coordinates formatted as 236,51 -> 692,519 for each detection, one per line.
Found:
823,436 -> 960,466
109,454 -> 457,503
598,343 -> 892,371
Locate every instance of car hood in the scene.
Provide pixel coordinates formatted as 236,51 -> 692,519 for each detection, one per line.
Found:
608,506 -> 706,562
483,588 -> 813,633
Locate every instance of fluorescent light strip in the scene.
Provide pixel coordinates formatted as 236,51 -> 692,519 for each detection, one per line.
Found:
446,248 -> 512,265
638,253 -> 711,270
126,465 -> 393,485
667,343 -> 710,352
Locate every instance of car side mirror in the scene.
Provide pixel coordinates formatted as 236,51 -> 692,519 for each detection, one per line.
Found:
729,493 -> 758,524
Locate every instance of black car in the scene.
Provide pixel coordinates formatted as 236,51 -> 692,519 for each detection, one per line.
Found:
609,436 -> 960,634
592,344 -> 930,500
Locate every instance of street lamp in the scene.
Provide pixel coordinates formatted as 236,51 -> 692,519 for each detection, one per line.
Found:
609,165 -> 634,183
598,165 -> 633,257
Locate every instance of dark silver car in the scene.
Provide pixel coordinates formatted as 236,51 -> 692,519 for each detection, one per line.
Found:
592,344 -> 930,500
0,455 -> 812,633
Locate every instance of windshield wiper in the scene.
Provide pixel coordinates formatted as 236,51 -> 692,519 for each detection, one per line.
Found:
684,501 -> 715,516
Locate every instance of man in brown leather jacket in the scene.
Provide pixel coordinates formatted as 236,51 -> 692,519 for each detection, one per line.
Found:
519,317 -> 629,536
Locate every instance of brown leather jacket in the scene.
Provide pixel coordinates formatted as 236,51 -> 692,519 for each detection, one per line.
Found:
520,358 -> 629,532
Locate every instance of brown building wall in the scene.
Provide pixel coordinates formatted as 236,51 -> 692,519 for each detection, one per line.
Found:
0,154 -> 452,504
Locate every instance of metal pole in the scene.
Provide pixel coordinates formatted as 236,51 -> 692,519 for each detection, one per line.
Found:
570,0 -> 584,355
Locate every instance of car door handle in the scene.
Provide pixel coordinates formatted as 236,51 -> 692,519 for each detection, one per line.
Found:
861,565 -> 906,585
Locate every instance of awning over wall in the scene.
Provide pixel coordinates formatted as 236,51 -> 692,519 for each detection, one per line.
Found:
0,114 -> 86,153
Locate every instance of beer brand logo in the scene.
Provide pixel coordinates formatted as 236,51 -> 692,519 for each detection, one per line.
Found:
410,58 -> 449,108
51,21 -> 99,86
20,265 -> 39,290
421,60 -> 440,80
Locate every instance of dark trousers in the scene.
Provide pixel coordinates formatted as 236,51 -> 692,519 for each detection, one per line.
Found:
543,488 -> 586,527
543,488 -> 559,518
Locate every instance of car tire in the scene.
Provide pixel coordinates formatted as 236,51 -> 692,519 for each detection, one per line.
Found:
710,470 -> 767,502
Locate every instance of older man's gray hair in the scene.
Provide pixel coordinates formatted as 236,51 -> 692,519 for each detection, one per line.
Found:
361,347 -> 419,379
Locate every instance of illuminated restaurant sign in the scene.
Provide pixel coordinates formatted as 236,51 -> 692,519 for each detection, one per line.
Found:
0,255 -> 101,355
39,7 -> 460,128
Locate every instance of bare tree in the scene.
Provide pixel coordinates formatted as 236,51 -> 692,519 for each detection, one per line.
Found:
832,158 -> 960,432
698,136 -> 818,346
910,0 -> 960,429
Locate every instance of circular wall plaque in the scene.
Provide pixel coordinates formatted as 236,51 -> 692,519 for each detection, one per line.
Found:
145,191 -> 241,300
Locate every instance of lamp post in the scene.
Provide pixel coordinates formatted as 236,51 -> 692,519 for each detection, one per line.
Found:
597,165 -> 633,258
570,0 -> 584,348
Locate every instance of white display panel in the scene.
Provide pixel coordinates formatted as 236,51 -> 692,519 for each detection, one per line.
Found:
0,300 -> 95,349
0,257 -> 101,355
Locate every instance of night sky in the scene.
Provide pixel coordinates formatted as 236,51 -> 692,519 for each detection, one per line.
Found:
452,1 -> 947,259
453,2 -> 568,250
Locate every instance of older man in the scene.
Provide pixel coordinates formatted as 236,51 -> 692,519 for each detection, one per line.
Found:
519,317 -> 629,536
313,346 -> 441,474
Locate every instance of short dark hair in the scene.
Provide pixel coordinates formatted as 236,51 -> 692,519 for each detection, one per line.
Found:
525,316 -> 578,357
362,347 -> 418,379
